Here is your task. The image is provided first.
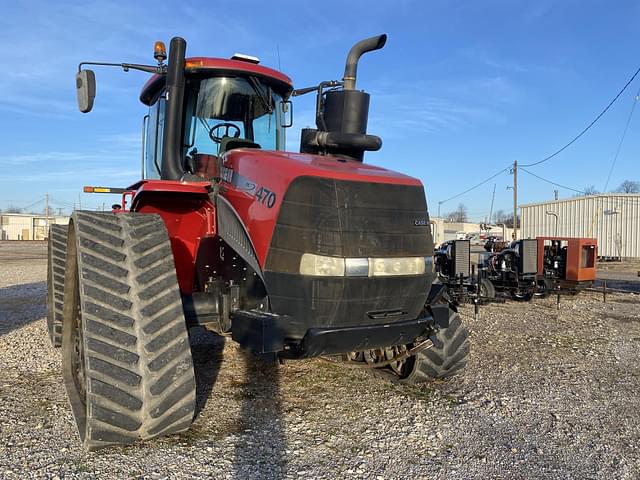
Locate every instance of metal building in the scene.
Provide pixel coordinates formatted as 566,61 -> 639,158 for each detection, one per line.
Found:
520,194 -> 640,259
0,214 -> 69,240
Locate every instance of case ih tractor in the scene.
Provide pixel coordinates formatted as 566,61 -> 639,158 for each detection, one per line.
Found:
47,35 -> 470,450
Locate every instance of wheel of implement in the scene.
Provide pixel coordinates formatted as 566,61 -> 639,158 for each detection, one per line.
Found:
397,309 -> 470,384
510,290 -> 534,302
534,277 -> 554,298
478,278 -> 496,299
61,211 -> 196,450
47,223 -> 68,347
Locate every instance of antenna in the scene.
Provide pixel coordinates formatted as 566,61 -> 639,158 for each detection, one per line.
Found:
276,44 -> 281,71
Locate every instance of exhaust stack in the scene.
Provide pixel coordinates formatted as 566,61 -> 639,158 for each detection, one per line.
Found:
342,34 -> 387,90
161,37 -> 187,180
300,34 -> 387,162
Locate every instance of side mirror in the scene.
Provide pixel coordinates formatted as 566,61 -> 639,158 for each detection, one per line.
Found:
281,100 -> 293,128
76,70 -> 96,113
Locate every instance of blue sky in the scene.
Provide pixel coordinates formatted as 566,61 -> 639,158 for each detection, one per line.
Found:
1,0 -> 639,220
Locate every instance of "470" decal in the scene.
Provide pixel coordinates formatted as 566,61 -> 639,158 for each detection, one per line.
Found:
255,186 -> 276,208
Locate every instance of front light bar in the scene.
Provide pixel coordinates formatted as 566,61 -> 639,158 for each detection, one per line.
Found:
300,253 -> 433,277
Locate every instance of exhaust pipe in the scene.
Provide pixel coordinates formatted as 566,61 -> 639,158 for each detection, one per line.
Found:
161,37 -> 187,181
342,34 -> 387,90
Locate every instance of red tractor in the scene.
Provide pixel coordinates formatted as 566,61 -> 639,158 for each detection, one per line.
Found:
48,36 -> 469,449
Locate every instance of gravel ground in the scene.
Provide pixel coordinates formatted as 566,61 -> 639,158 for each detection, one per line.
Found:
1,242 -> 639,479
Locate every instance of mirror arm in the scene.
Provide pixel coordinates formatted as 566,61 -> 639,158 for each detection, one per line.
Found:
78,61 -> 166,75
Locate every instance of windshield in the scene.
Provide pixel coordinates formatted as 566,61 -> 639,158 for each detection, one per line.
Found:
183,76 -> 284,156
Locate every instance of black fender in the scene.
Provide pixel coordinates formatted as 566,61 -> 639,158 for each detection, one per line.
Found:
214,194 -> 265,286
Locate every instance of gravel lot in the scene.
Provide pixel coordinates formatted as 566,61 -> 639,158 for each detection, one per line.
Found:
1,241 -> 639,479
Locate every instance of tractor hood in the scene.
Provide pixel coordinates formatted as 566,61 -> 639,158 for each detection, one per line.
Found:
222,149 -> 422,190
220,148 -> 429,267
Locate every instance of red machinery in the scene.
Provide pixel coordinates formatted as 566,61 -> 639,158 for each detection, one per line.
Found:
536,237 -> 597,293
47,36 -> 471,449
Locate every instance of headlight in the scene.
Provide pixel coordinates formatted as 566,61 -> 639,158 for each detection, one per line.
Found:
299,254 -> 429,277
369,257 -> 426,276
299,253 -> 345,276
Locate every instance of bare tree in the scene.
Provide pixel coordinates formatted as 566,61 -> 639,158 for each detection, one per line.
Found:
446,203 -> 468,222
615,180 -> 640,193
4,205 -> 23,213
492,209 -> 508,225
503,213 -> 520,229
582,185 -> 599,196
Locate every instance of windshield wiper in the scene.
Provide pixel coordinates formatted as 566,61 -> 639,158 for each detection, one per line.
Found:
248,76 -> 273,114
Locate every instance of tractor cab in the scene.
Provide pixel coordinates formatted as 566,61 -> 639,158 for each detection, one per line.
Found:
138,56 -> 293,180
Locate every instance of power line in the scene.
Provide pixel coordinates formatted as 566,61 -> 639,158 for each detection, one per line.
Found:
520,64 -> 640,168
49,197 -> 75,208
520,167 -> 585,194
18,198 -> 44,211
438,166 -> 510,206
603,85 -> 640,192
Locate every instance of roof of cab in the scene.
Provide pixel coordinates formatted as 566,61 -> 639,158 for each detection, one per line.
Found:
140,57 -> 293,105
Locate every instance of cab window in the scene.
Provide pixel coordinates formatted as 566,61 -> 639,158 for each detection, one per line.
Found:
183,76 -> 283,157
144,94 -> 165,179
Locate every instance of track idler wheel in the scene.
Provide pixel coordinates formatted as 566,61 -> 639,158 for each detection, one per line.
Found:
61,211 -> 196,450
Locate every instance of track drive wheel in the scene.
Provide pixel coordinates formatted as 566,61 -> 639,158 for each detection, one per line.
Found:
398,309 -> 470,384
61,211 -> 196,450
47,224 -> 68,347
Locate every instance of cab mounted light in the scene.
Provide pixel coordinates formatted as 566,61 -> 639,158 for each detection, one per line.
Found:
185,59 -> 204,69
231,53 -> 260,64
153,41 -> 167,64
83,186 -> 127,194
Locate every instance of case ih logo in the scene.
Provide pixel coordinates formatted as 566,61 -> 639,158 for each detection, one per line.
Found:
414,218 -> 427,226
222,166 -> 276,208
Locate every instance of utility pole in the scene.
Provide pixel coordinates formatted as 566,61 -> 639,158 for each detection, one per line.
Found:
45,193 -> 49,233
78,193 -> 82,211
488,183 -> 496,225
512,160 -> 518,240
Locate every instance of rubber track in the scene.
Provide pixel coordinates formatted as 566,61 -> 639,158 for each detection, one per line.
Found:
47,224 -> 68,347
402,311 -> 470,383
67,211 -> 196,450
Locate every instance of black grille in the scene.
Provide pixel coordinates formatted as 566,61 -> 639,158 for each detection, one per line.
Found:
453,240 -> 471,277
519,239 -> 538,275
265,177 -> 432,272
263,176 -> 435,338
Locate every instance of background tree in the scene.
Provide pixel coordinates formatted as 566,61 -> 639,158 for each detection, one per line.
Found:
4,205 -> 23,213
492,210 -> 508,225
446,203 -> 468,222
582,185 -> 599,196
503,213 -> 520,229
615,180 -> 640,193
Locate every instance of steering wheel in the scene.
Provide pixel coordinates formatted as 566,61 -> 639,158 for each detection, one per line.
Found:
209,122 -> 241,143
